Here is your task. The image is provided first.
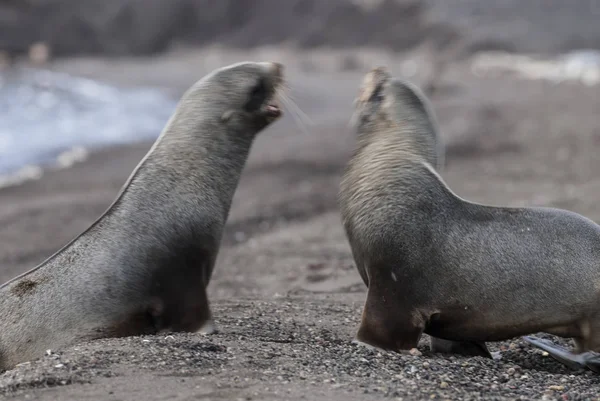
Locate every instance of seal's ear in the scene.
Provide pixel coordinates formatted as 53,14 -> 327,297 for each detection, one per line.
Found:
221,110 -> 235,122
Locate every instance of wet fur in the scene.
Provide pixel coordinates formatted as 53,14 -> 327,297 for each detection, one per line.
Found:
339,67 -> 600,363
0,61 -> 283,371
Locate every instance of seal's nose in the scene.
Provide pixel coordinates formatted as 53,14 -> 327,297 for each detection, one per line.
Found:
257,61 -> 284,87
257,61 -> 284,81
270,62 -> 283,78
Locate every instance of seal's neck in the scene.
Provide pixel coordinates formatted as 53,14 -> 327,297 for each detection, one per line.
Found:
354,91 -> 444,171
355,124 -> 437,170
128,114 -> 258,222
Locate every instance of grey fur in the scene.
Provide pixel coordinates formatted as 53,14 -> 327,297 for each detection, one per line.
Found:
523,336 -> 600,373
339,67 -> 600,365
0,61 -> 284,371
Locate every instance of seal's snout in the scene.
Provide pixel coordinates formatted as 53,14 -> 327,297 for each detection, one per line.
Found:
258,61 -> 284,82
259,62 -> 284,120
269,62 -> 284,79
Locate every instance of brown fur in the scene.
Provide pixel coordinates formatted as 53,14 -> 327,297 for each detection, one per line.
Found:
10,279 -> 42,297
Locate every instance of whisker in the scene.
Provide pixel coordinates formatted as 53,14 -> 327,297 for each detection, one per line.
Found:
279,80 -> 306,97
278,82 -> 308,104
278,91 -> 312,136
283,92 -> 314,128
286,96 -> 313,128
279,86 -> 313,125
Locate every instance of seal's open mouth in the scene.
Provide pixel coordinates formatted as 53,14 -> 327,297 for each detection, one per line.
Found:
266,62 -> 284,120
265,102 -> 281,118
262,86 -> 283,120
257,62 -> 284,121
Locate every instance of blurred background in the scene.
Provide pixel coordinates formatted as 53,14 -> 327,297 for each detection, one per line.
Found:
1,0 -> 600,303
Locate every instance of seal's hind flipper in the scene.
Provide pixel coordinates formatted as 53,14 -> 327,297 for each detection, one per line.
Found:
586,356 -> 600,374
430,337 -> 492,358
523,335 -> 590,371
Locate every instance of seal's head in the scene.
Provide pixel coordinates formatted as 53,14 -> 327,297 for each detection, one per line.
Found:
353,66 -> 432,130
183,61 -> 284,134
351,66 -> 443,169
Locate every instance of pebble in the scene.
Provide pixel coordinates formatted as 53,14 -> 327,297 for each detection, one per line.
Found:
409,348 -> 422,356
0,302 -> 598,400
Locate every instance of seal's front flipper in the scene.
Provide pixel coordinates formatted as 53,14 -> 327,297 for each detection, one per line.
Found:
523,336 -> 589,371
198,318 -> 218,335
430,337 -> 492,358
355,284 -> 425,352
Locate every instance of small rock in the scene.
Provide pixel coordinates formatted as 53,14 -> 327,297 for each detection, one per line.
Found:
409,348 -> 422,356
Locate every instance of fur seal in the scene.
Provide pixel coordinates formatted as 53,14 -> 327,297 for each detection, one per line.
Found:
338,66 -> 600,368
0,61 -> 284,371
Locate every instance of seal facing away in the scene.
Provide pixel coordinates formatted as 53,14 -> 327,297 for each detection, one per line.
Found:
338,66 -> 600,369
0,61 -> 284,371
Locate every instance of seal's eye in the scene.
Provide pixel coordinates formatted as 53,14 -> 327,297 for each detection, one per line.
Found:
245,78 -> 268,112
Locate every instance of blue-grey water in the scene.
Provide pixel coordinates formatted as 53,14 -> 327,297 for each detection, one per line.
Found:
0,68 -> 177,176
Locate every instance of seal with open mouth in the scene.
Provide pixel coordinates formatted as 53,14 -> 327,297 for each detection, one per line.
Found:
0,61 -> 284,371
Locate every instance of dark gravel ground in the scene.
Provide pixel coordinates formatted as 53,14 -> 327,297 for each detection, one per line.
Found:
1,298 -> 599,400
